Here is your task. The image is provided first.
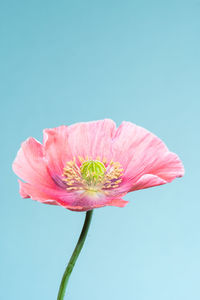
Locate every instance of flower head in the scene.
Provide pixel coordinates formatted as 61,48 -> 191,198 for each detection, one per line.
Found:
12,119 -> 184,211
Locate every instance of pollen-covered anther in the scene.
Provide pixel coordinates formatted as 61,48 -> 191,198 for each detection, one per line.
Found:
62,160 -> 84,191
101,161 -> 123,191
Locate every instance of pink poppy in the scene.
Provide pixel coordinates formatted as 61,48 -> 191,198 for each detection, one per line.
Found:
12,119 -> 184,211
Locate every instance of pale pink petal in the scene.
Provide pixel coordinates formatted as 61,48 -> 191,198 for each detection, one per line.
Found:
19,180 -> 59,205
129,174 -> 167,191
13,138 -> 55,188
112,122 -> 184,192
67,119 -> 116,161
107,198 -> 129,208
18,180 -> 79,208
43,126 -> 73,176
13,137 -> 75,206
144,151 -> 184,182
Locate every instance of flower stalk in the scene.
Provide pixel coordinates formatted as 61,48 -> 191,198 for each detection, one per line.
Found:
57,210 -> 93,300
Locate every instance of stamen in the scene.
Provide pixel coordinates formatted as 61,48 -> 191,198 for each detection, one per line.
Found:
62,157 -> 123,193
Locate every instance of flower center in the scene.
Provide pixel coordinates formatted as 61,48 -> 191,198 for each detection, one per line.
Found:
62,157 -> 123,193
80,160 -> 106,183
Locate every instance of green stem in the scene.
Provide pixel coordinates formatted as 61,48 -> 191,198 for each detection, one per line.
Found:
57,210 -> 93,300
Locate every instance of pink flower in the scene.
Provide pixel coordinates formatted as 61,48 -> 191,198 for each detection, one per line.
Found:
12,119 -> 184,211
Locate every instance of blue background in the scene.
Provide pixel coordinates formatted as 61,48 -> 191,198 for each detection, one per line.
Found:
1,0 -> 199,299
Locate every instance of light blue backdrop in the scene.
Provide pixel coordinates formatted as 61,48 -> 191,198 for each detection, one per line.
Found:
1,0 -> 199,299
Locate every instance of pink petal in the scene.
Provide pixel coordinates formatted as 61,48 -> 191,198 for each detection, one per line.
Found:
13,138 -> 55,188
18,180 -> 77,207
19,180 -> 59,205
107,198 -> 129,208
129,174 -> 167,191
67,119 -> 116,161
43,126 -> 73,176
112,122 -> 184,192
